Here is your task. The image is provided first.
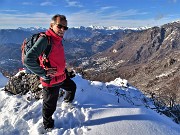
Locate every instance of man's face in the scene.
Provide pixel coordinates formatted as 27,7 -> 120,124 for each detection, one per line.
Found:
51,17 -> 68,37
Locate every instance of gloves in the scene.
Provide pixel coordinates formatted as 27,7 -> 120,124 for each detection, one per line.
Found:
68,71 -> 76,78
65,69 -> 76,78
42,75 -> 52,84
42,67 -> 57,84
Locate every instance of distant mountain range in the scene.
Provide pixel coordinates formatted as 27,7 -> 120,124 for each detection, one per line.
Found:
0,26 -> 139,73
0,22 -> 180,106
79,21 -> 180,106
83,21 -> 180,119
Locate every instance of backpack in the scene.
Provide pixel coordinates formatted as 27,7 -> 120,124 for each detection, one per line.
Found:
21,32 -> 52,67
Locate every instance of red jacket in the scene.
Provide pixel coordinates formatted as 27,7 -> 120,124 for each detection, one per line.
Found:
39,29 -> 66,87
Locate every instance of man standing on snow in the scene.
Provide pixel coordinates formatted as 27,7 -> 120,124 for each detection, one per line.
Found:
24,14 -> 76,131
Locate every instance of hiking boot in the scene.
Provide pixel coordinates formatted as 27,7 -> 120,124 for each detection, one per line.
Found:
61,101 -> 74,110
37,123 -> 54,134
45,127 -> 54,132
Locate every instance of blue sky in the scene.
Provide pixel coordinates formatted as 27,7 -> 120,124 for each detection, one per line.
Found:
0,0 -> 180,29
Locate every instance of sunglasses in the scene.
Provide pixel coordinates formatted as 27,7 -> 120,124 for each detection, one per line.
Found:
56,24 -> 68,30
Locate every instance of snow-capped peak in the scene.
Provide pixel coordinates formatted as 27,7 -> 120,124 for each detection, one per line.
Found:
87,25 -> 150,30
17,27 -> 47,31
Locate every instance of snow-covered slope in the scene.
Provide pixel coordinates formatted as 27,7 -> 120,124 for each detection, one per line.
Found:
0,74 -> 179,135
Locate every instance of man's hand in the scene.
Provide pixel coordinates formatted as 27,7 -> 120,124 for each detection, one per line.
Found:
65,69 -> 76,78
68,70 -> 76,78
42,75 -> 52,84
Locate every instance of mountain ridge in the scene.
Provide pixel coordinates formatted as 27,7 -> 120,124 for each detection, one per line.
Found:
0,21 -> 180,113
78,21 -> 180,107
0,26 -> 139,74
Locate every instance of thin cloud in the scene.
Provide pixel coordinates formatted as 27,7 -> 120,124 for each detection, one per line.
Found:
0,10 -> 18,12
22,2 -> 33,5
107,9 -> 148,19
65,0 -> 83,7
92,9 -> 148,20
0,9 -> 179,29
100,6 -> 116,10
40,2 -> 54,6
168,13 -> 180,17
171,0 -> 177,3
0,12 -> 52,29
67,9 -> 178,28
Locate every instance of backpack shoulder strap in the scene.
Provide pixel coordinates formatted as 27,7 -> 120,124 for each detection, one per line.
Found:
40,33 -> 52,68
43,35 -> 52,58
37,32 -> 52,58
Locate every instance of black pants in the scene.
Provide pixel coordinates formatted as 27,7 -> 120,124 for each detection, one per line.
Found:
42,78 -> 76,129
